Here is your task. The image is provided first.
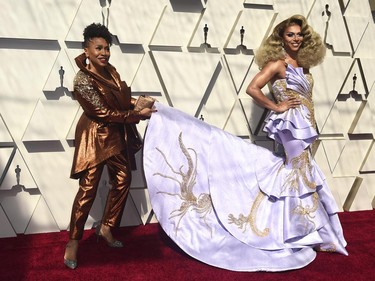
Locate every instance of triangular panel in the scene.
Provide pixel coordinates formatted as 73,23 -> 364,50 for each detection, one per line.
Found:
22,100 -> 60,142
0,206 -> 16,238
224,99 -> 251,137
130,189 -> 153,225
0,149 -> 38,190
152,51 -> 221,116
25,196 -> 60,234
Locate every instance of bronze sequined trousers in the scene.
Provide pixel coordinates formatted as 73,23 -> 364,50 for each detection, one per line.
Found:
69,153 -> 131,240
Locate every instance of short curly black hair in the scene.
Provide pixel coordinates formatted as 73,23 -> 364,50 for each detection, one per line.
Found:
82,23 -> 113,48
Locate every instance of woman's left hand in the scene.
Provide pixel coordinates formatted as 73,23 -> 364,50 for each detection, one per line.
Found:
139,107 -> 157,120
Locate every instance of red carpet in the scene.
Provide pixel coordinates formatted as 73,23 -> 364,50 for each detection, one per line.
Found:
0,210 -> 374,281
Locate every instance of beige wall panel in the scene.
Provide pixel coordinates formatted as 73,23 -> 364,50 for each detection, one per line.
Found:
224,54 -> 253,93
343,176 -> 373,211
226,8 -> 275,50
43,50 -> 77,92
151,5 -> 201,47
354,22 -> 375,58
65,0 -> 113,43
0,116 -> 13,143
42,99 -> 80,141
352,86 -> 375,135
0,148 -> 14,184
25,196 -> 60,234
344,0 -> 372,17
309,0 -> 352,54
320,104 -> 345,135
199,61 -> 238,128
108,0 -> 166,45
0,49 -> 59,140
66,107 -> 83,142
360,142 -> 375,173
119,194 -> 143,227
224,100 -> 252,137
360,58 -> 375,92
0,149 -> 37,190
22,100 -> 61,141
239,61 -> 268,136
335,99 -> 363,134
19,144 -> 77,230
130,52 -> 166,100
0,0 -> 80,39
313,143 -> 345,211
129,189 -> 154,225
130,151 -> 148,188
190,0 -> 244,48
240,98 -> 267,136
244,0 -> 273,5
273,0 -> 312,19
360,174 -> 375,208
332,139 -> 372,177
321,139 -> 346,174
0,191 -> 40,233
345,17 -> 371,53
340,61 -> 367,99
310,57 -> 353,131
0,207 -> 16,237
152,51 -> 221,116
329,177 -> 355,212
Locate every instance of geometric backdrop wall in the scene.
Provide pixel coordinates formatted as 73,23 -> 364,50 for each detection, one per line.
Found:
0,0 -> 374,238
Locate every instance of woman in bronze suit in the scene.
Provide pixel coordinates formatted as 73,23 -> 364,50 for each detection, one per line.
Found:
63,23 -> 156,269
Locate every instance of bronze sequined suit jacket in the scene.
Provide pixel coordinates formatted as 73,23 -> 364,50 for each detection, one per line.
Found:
70,53 -> 140,179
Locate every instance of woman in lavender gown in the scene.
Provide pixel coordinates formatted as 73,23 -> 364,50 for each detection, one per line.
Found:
143,14 -> 347,272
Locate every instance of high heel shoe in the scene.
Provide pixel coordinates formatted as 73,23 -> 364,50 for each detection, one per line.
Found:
64,258 -> 77,270
95,224 -> 124,248
64,243 -> 78,269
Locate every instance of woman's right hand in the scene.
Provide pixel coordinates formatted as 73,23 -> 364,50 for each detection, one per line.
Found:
274,97 -> 301,113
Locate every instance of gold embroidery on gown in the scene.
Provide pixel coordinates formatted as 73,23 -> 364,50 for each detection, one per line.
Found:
228,191 -> 270,237
153,132 -> 213,236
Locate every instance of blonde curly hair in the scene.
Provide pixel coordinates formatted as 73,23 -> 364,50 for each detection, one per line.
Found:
254,14 -> 326,69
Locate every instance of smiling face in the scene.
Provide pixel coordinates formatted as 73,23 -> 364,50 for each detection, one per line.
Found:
282,24 -> 304,55
84,37 -> 110,74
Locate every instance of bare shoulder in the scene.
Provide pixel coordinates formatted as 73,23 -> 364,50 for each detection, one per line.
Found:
263,60 -> 286,72
260,60 -> 286,81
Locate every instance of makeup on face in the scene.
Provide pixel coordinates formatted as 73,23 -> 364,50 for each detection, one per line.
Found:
84,37 -> 111,73
282,25 -> 303,53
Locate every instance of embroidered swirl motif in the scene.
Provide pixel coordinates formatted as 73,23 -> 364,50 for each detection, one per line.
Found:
153,132 -> 213,237
74,72 -> 106,109
315,243 -> 337,253
228,191 -> 270,237
280,150 -> 316,195
292,192 -> 319,231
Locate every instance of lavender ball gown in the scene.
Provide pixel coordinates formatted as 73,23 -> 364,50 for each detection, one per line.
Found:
143,64 -> 347,272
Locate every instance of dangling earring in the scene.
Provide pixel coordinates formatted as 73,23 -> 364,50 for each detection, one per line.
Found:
281,42 -> 286,57
86,57 -> 90,68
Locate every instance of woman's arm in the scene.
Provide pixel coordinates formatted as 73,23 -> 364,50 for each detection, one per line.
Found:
74,72 -> 142,123
246,60 -> 300,113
